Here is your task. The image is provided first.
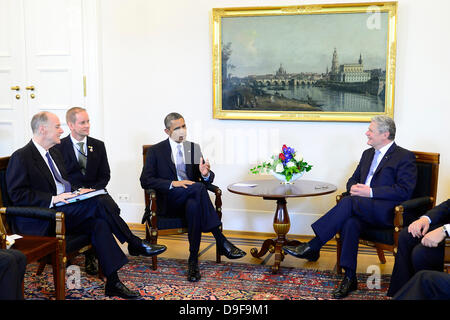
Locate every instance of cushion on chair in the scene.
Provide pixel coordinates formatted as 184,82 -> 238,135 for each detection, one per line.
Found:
412,162 -> 432,199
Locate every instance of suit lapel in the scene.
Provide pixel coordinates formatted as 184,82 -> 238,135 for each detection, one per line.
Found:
63,135 -> 79,168
29,141 -> 56,192
183,141 -> 194,180
373,142 -> 397,177
85,136 -> 93,172
164,139 -> 177,177
361,148 -> 375,183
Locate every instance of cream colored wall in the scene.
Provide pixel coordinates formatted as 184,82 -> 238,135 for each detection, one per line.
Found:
98,0 -> 450,235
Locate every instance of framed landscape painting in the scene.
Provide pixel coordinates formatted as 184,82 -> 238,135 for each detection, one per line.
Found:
212,2 -> 398,122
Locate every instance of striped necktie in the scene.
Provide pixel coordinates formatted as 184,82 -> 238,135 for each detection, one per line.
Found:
176,144 -> 188,181
365,149 -> 381,186
45,152 -> 72,192
77,142 -> 87,175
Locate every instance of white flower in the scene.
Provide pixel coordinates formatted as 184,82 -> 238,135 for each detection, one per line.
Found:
287,161 -> 296,168
294,153 -> 303,162
275,163 -> 284,173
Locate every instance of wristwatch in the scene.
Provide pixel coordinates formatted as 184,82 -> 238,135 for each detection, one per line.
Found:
443,224 -> 450,237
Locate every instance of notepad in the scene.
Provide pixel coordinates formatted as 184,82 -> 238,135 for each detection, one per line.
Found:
55,189 -> 108,207
6,234 -> 23,249
233,183 -> 258,187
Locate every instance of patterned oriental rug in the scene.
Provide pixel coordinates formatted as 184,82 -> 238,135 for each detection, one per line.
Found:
24,256 -> 391,300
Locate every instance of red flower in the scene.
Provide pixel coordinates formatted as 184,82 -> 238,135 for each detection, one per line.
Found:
282,144 -> 288,152
279,153 -> 286,161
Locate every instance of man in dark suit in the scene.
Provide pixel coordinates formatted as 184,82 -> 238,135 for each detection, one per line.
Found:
387,199 -> 449,297
53,107 -> 110,274
6,111 -> 167,299
284,115 -> 417,299
0,249 -> 26,300
140,112 -> 246,282
53,107 -> 110,190
393,270 -> 450,300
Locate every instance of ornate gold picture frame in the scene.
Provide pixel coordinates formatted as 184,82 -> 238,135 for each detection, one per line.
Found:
212,2 -> 397,122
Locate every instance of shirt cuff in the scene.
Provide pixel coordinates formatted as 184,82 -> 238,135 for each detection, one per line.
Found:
421,215 -> 432,224
369,188 -> 373,198
202,172 -> 211,181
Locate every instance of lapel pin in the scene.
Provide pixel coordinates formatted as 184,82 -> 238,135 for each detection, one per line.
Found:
88,146 -> 94,152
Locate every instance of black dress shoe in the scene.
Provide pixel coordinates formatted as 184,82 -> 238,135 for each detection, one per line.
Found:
105,280 -> 141,299
187,260 -> 201,282
128,240 -> 167,257
283,243 -> 320,261
84,250 -> 98,276
332,276 -> 358,299
218,240 -> 246,259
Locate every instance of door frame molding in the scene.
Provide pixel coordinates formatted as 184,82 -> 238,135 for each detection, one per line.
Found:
82,0 -> 103,139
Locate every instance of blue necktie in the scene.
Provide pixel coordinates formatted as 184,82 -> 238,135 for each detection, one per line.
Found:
45,152 -> 72,192
365,149 -> 381,186
176,144 -> 188,181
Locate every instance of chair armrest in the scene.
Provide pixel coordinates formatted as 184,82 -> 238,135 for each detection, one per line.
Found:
205,184 -> 222,197
4,206 -> 58,220
395,196 -> 433,227
336,192 -> 349,203
145,188 -> 157,195
1,206 -> 65,238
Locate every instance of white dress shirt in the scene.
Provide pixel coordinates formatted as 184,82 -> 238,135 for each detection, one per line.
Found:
70,134 -> 87,161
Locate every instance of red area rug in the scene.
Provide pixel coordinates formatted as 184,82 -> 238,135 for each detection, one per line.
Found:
24,256 -> 391,300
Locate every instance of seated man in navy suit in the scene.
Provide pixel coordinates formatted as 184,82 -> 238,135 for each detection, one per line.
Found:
53,106 -> 112,274
388,199 -> 450,297
6,111 -> 167,299
54,107 -> 110,190
284,115 -> 417,299
140,112 -> 246,282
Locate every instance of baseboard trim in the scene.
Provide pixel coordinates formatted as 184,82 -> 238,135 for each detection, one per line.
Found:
120,203 -> 321,236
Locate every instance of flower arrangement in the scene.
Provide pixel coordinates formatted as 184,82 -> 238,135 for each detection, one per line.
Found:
250,144 -> 312,182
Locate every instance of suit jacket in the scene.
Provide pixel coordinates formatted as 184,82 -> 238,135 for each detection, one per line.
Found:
53,135 -> 110,190
6,140 -> 74,208
6,140 -> 76,234
426,199 -> 450,226
140,138 -> 215,216
345,142 -> 417,223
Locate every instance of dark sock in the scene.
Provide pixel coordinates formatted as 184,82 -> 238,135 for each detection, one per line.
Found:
129,235 -> 142,248
211,226 -> 226,246
188,252 -> 198,264
106,271 -> 120,285
307,236 -> 322,252
344,268 -> 356,279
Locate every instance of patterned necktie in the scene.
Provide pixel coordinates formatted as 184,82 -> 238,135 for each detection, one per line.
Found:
365,149 -> 381,186
45,152 -> 72,192
176,144 -> 188,181
77,142 -> 87,175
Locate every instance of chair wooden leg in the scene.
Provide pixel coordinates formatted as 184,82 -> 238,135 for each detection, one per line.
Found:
376,246 -> 386,264
51,252 -> 65,300
151,256 -> 157,270
216,245 -> 221,263
37,259 -> 47,275
335,234 -> 343,274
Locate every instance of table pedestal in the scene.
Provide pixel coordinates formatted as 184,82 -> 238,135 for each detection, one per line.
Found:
250,198 -> 301,273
